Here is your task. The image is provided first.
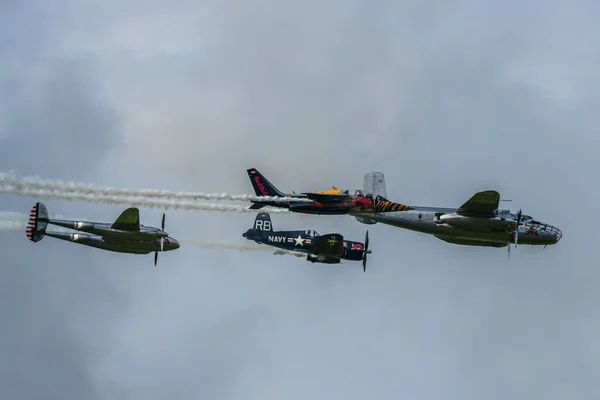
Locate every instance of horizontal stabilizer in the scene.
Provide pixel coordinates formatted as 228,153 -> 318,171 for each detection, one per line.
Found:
249,203 -> 267,210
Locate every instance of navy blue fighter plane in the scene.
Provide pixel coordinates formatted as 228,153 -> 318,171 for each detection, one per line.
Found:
242,212 -> 372,272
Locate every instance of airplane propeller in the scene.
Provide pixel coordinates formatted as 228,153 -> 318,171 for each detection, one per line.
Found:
154,212 -> 166,266
508,208 -> 523,260
515,208 -> 522,245
362,230 -> 372,273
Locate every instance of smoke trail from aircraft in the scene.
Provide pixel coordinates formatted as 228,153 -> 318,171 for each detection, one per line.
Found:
0,211 -> 89,232
0,185 -> 290,213
0,220 -> 23,232
179,240 -> 267,251
0,173 -> 313,203
180,239 -> 306,257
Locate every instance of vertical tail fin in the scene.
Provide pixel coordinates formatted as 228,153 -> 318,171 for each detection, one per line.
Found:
356,172 -> 387,225
247,168 -> 286,197
253,212 -> 273,232
26,202 -> 48,242
363,172 -> 387,198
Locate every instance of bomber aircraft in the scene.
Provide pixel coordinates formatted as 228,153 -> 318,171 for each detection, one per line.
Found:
242,212 -> 372,271
25,202 -> 180,265
246,168 -> 374,214
351,175 -> 562,257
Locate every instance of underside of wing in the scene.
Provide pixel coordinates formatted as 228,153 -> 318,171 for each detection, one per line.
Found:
110,207 -> 140,231
307,254 -> 342,264
309,233 -> 344,258
456,190 -> 500,217
434,234 -> 507,247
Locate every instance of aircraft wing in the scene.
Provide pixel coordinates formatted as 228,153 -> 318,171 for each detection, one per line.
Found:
110,207 -> 140,231
456,190 -> 500,217
314,186 -> 341,195
309,233 -> 345,258
304,192 -> 349,202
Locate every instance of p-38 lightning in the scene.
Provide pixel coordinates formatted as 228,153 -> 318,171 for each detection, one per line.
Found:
246,168 -> 374,214
350,180 -> 562,257
242,212 -> 372,271
25,202 -> 180,265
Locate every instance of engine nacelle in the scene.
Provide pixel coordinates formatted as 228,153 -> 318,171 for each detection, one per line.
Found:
355,216 -> 377,225
70,232 -> 92,241
73,221 -> 95,230
438,213 -> 516,230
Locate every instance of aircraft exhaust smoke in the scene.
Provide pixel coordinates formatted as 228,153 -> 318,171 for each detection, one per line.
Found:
0,173 -> 313,203
179,239 -> 268,251
0,211 -> 87,233
0,185 -> 290,213
0,220 -> 24,232
180,239 -> 306,257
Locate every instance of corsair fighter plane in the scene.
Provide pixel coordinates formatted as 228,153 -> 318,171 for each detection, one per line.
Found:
242,212 -> 372,271
246,168 -> 374,214
26,202 -> 180,265
351,174 -> 562,256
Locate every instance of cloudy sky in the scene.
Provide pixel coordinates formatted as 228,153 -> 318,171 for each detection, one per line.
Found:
1,0 -> 599,399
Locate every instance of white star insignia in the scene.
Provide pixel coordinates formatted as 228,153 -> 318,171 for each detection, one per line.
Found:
294,235 -> 305,246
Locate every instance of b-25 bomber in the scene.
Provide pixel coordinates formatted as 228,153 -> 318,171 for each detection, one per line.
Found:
242,212 -> 372,271
26,202 -> 180,265
351,178 -> 562,257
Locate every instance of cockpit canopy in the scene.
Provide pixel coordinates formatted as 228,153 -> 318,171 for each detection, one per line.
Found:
304,229 -> 318,237
520,215 -> 533,223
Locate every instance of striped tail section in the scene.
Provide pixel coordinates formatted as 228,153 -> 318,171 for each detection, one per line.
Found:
373,197 -> 414,213
25,203 -> 38,241
25,202 -> 48,242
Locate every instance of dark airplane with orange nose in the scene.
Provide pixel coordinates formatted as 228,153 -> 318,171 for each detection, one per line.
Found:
245,168 -> 374,214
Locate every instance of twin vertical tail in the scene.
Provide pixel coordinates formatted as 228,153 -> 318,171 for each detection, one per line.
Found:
25,202 -> 49,242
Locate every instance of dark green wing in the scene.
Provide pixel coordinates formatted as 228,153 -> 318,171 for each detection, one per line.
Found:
110,208 -> 140,231
309,233 -> 344,258
456,190 -> 500,217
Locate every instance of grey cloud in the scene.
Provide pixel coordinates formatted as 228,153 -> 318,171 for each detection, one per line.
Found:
2,1 -> 600,399
109,2 -> 598,399
0,2 -> 126,400
0,59 -> 120,181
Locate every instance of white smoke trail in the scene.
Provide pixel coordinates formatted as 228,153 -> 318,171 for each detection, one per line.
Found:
274,249 -> 306,258
179,239 -> 305,257
0,211 -> 90,233
0,220 -> 24,232
0,173 -> 313,203
0,185 -> 290,213
179,239 -> 267,251
181,239 -> 305,256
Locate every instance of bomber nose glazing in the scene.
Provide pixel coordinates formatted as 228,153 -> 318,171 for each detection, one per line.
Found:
534,221 -> 562,244
165,237 -> 180,249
